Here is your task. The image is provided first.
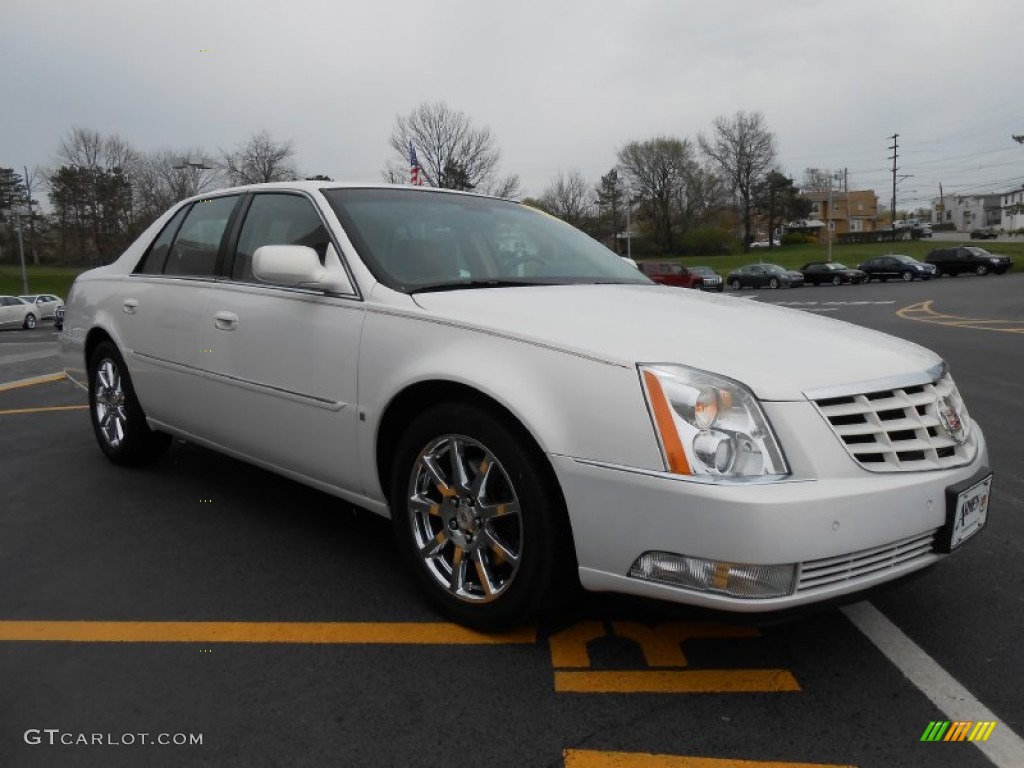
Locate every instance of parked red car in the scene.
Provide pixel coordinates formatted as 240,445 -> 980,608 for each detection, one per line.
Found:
637,261 -> 704,289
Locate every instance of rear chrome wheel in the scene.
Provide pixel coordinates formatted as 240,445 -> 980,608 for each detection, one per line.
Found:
392,402 -> 574,630
88,341 -> 170,465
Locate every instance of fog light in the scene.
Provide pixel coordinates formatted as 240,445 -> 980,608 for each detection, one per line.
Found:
628,551 -> 797,599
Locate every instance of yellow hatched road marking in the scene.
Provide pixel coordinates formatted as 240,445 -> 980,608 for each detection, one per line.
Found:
0,405 -> 88,416
0,620 -> 535,645
0,372 -> 67,392
555,669 -> 800,694
897,301 -> 1024,333
563,750 -> 854,767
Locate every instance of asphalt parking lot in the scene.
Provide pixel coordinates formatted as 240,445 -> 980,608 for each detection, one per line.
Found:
1,275 -> 1022,767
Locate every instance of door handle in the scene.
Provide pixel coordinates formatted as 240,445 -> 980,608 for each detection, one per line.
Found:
214,311 -> 239,331
123,299 -> 139,314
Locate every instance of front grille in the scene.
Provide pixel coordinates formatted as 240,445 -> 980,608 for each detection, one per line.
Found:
796,530 -> 938,592
812,373 -> 975,472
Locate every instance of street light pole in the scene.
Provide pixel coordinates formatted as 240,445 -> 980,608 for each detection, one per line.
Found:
14,208 -> 28,294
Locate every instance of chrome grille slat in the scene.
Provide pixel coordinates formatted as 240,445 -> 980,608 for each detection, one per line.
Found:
812,373 -> 976,472
797,531 -> 938,591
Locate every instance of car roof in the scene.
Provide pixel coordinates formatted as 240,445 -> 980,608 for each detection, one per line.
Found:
179,180 -> 507,206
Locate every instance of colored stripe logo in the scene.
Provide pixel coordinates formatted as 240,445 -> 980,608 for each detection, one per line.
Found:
920,721 -> 997,742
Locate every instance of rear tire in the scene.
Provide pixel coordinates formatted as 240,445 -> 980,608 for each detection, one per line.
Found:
390,402 -> 575,631
88,341 -> 171,465
729,279 -> 741,290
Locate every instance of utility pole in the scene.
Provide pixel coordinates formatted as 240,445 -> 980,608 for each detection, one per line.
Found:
889,133 -> 899,241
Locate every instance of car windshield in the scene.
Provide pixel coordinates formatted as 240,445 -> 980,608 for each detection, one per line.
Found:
690,267 -> 716,276
830,263 -> 850,270
19,295 -> 38,301
322,188 -> 651,292
965,247 -> 990,256
763,264 -> 788,273
892,255 -> 917,264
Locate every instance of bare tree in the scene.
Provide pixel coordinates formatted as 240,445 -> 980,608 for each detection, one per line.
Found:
540,169 -> 591,227
219,130 -> 298,186
386,102 -> 520,197
617,136 -> 698,253
699,111 -> 777,249
133,147 -> 219,223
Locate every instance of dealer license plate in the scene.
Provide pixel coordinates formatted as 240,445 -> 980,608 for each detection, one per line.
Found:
946,474 -> 991,551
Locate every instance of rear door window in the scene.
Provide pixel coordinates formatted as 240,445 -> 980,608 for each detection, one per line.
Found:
163,196 -> 240,277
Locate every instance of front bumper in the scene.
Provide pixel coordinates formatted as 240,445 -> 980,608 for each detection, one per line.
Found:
551,426 -> 988,612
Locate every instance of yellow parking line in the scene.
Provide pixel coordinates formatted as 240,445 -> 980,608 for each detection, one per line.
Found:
564,751 -> 854,768
0,620 -> 535,645
0,405 -> 88,416
897,301 -> 1024,333
0,372 -> 67,392
554,669 -> 800,694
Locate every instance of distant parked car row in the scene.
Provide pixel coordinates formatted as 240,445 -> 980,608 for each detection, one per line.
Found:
718,246 -> 1013,291
0,293 -> 64,330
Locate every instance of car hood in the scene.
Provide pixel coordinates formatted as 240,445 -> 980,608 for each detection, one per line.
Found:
411,284 -> 938,400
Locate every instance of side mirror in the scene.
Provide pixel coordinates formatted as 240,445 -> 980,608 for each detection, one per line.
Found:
252,244 -> 354,294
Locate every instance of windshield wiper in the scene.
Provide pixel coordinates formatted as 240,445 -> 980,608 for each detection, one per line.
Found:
410,279 -> 541,294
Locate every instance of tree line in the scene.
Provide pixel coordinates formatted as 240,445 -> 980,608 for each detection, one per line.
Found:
1,105 -> 812,267
1,128 -> 306,267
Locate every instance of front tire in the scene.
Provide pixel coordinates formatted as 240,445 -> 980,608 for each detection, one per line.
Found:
390,402 -> 574,631
832,275 -> 842,286
768,277 -> 780,289
901,271 -> 913,282
23,313 -> 36,329
975,264 -> 989,276
88,341 -> 171,465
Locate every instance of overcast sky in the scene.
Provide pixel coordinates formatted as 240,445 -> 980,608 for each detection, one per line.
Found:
4,0 -> 1023,210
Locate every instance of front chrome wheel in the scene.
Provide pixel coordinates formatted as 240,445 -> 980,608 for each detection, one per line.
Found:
407,435 -> 523,603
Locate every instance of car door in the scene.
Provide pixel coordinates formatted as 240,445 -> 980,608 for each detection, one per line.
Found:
0,297 -> 16,326
196,191 -> 365,492
118,195 -> 242,434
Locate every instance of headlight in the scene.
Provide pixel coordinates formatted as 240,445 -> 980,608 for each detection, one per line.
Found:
640,365 -> 789,479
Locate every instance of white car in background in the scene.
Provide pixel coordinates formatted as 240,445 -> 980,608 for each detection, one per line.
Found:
19,293 -> 64,319
0,295 -> 38,329
60,182 -> 992,630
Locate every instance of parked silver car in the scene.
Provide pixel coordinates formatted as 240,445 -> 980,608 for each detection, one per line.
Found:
0,295 -> 38,329
61,182 -> 992,629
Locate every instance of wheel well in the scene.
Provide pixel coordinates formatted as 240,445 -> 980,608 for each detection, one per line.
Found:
84,328 -> 115,374
375,381 -> 552,506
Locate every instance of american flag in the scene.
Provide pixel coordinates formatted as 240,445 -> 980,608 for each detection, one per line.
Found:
409,141 -> 424,186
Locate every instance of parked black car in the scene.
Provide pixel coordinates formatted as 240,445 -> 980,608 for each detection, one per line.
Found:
689,265 -> 724,292
857,255 -> 936,282
726,263 -> 804,290
970,228 -> 998,240
926,246 -> 1013,276
800,262 -> 867,285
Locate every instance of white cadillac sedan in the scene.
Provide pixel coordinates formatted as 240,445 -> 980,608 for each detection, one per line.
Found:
61,182 -> 991,630
0,295 -> 39,329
